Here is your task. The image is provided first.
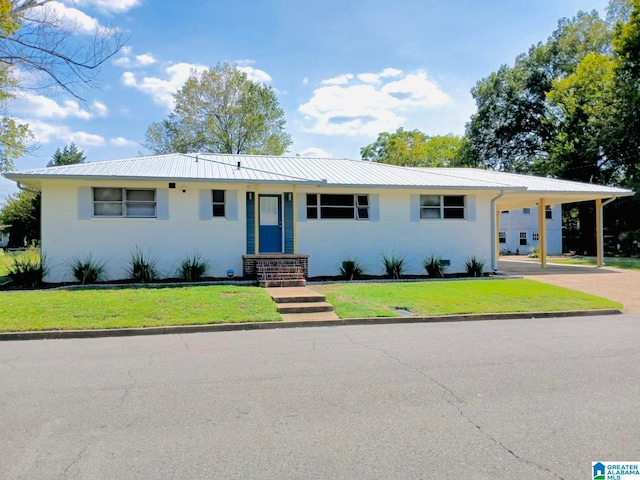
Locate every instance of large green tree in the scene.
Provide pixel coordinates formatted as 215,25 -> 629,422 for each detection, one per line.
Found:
361,128 -> 473,167
144,63 -> 292,155
0,190 -> 40,247
46,143 -> 86,167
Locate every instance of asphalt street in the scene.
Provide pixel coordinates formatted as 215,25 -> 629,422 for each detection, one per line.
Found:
1,315 -> 639,480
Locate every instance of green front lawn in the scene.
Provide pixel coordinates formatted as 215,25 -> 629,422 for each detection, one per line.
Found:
0,285 -> 281,332
550,256 -> 640,270
313,279 -> 621,318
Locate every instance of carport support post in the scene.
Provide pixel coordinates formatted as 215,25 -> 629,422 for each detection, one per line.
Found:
596,198 -> 603,267
538,198 -> 547,268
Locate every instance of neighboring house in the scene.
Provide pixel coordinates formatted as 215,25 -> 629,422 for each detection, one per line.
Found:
0,225 -> 9,249
2,154 -> 633,283
499,205 -> 562,255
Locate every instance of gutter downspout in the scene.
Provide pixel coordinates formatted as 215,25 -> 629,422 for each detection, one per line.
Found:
597,196 -> 618,267
17,182 -> 40,194
490,189 -> 505,271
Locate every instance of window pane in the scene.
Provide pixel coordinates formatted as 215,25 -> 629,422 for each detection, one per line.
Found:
443,195 -> 464,207
321,206 -> 355,219
94,203 -> 122,216
307,207 -> 318,219
357,208 -> 369,219
126,189 -> 155,201
356,195 -> 369,206
420,208 -> 441,219
443,208 -> 465,219
306,194 -> 318,206
126,202 -> 155,217
320,194 -> 354,207
94,188 -> 122,201
213,204 -> 225,217
212,189 -> 225,203
420,195 -> 440,207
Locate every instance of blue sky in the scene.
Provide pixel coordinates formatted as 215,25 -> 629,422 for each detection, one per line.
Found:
1,0 -> 610,199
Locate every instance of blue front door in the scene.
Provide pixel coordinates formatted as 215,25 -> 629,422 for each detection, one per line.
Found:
259,195 -> 282,253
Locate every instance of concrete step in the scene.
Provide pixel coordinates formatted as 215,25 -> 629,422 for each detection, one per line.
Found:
280,311 -> 340,322
277,302 -> 334,314
266,287 -> 326,303
272,294 -> 326,304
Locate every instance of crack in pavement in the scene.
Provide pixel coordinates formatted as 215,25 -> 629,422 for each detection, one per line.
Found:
119,351 -> 157,406
341,329 -> 565,480
178,334 -> 190,350
62,445 -> 88,479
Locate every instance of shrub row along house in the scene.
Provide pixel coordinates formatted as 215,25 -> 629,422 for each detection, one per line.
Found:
2,154 -> 633,284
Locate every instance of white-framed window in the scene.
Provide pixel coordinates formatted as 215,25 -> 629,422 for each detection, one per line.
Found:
420,195 -> 465,219
532,232 -> 540,241
545,205 -> 552,219
93,188 -> 156,217
499,231 -> 506,244
523,208 -> 531,215
212,189 -> 226,217
519,232 -> 528,246
306,194 -> 369,220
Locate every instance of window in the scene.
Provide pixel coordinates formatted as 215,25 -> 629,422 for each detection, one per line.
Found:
532,232 -> 539,241
420,195 -> 465,219
93,188 -> 156,217
306,194 -> 369,220
499,231 -> 506,244
212,189 -> 226,217
519,232 -> 528,246
501,210 -> 509,214
545,205 -> 552,219
523,208 -> 531,215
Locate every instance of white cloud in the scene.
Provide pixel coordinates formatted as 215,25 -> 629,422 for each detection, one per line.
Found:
297,147 -> 333,158
13,94 -> 108,120
40,2 -> 113,36
302,78 -> 309,85
357,73 -> 381,84
72,0 -> 142,14
113,47 -> 157,68
299,68 -> 451,136
19,118 -> 105,146
321,74 -> 354,85
110,137 -> 139,147
237,65 -> 272,84
122,62 -> 207,108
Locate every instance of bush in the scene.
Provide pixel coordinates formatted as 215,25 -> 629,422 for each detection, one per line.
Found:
68,254 -> 106,285
528,247 -> 539,258
423,252 -> 446,278
465,255 -> 486,277
339,256 -> 365,280
127,247 -> 158,283
7,248 -> 48,287
177,253 -> 209,282
381,251 -> 405,279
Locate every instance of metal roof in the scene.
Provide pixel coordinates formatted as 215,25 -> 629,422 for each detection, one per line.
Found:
2,153 -> 634,199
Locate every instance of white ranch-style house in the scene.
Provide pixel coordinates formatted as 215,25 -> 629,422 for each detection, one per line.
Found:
3,154 -> 633,284
499,205 -> 563,256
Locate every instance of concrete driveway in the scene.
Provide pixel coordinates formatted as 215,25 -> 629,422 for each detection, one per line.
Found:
499,257 -> 640,313
1,317 -> 639,480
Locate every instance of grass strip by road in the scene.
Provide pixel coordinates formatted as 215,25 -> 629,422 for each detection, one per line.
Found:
313,279 -> 622,318
0,285 -> 281,332
549,257 -> 640,270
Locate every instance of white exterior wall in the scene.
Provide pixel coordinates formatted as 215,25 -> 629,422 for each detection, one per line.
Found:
498,206 -> 562,255
297,188 -> 495,276
40,179 -> 498,282
41,179 -> 247,282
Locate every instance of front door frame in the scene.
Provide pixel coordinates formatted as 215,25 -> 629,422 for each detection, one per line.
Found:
258,194 -> 283,253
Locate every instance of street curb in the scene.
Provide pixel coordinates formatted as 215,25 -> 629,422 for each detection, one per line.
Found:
0,309 -> 622,342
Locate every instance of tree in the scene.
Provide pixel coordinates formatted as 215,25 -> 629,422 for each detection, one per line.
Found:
144,63 -> 292,155
361,128 -> 474,167
47,143 -> 86,167
0,190 -> 40,247
0,0 -> 125,171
